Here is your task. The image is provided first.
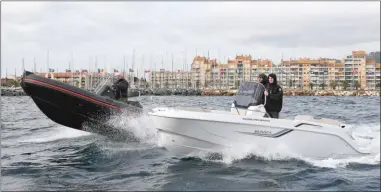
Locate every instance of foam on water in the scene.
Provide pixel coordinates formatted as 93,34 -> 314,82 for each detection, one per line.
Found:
192,123 -> 381,169
18,102 -> 379,170
18,126 -> 92,143
106,109 -> 159,146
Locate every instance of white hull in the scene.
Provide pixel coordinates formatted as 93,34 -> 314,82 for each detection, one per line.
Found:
150,107 -> 370,159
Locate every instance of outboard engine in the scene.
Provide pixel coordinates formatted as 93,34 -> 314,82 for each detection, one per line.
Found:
98,85 -> 116,99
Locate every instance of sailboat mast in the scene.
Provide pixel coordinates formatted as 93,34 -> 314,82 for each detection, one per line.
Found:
131,49 -> 135,86
34,57 -> 36,73
47,50 -> 49,73
150,52 -> 153,89
22,57 -> 25,74
123,55 -> 126,79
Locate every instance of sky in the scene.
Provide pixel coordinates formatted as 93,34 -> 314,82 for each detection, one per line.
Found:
1,1 -> 380,77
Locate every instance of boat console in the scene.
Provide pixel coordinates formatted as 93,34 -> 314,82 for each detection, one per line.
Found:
230,81 -> 268,117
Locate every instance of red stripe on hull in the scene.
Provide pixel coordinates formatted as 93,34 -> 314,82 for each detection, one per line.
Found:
24,78 -> 121,111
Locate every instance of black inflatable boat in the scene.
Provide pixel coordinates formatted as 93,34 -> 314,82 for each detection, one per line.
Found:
20,71 -> 143,137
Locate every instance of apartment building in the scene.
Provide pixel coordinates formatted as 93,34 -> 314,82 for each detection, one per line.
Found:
150,70 -> 192,89
148,50 -> 379,90
342,50 -> 380,90
278,58 -> 340,90
364,59 -> 381,90
277,51 -> 380,90
35,72 -> 107,90
25,50 -> 379,91
189,55 -> 273,89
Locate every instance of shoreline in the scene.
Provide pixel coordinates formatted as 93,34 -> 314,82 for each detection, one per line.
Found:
200,89 -> 380,96
1,87 -> 379,97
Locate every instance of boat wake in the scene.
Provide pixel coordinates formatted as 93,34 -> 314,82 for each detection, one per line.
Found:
18,126 -> 92,144
16,105 -> 379,170
101,108 -> 380,169
103,108 -> 159,146
171,123 -> 380,169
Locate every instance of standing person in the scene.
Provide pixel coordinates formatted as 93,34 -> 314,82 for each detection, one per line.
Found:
264,73 -> 283,118
257,73 -> 268,105
257,73 -> 268,87
113,73 -> 129,100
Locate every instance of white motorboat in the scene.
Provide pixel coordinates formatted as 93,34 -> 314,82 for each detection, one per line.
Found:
148,82 -> 370,159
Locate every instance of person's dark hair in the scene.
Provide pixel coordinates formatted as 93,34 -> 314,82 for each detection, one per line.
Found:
258,73 -> 268,85
268,73 -> 278,85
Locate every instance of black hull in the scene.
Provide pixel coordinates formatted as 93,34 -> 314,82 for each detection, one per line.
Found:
20,71 -> 141,134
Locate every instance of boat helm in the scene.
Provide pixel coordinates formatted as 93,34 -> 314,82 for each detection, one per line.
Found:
247,105 -> 267,116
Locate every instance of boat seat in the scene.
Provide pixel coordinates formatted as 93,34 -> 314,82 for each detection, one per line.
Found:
295,115 -> 341,126
178,107 -> 212,113
316,118 -> 341,126
294,115 -> 314,121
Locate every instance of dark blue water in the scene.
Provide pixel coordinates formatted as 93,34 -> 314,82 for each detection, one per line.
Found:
1,96 -> 380,191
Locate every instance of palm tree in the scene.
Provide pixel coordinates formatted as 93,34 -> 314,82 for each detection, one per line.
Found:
309,82 -> 314,90
204,80 -> 211,88
235,80 -> 240,89
329,81 -> 338,90
5,79 -> 19,87
319,83 -> 326,90
341,80 -> 349,90
288,79 -> 293,88
196,81 -> 200,89
145,82 -> 150,89
354,81 -> 361,90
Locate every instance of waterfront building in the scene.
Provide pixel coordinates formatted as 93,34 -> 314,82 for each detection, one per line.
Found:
278,58 -> 340,90
150,70 -> 192,89
342,50 -> 380,90
188,55 -> 273,89
33,71 -> 131,90
5,50 -> 379,91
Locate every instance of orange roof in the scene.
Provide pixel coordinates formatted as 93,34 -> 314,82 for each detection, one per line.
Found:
235,55 -> 252,60
218,63 -> 228,68
254,59 -> 273,67
352,50 -> 366,55
366,60 -> 376,64
280,58 -> 339,66
227,59 -> 235,64
192,56 -> 207,62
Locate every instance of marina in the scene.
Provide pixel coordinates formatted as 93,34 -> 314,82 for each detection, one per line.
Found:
1,1 -> 379,191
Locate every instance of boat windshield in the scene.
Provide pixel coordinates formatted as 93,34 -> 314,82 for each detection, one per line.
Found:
93,75 -> 116,94
233,82 -> 265,108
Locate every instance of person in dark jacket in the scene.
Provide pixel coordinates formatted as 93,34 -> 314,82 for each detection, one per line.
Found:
264,73 -> 283,118
113,74 -> 129,100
